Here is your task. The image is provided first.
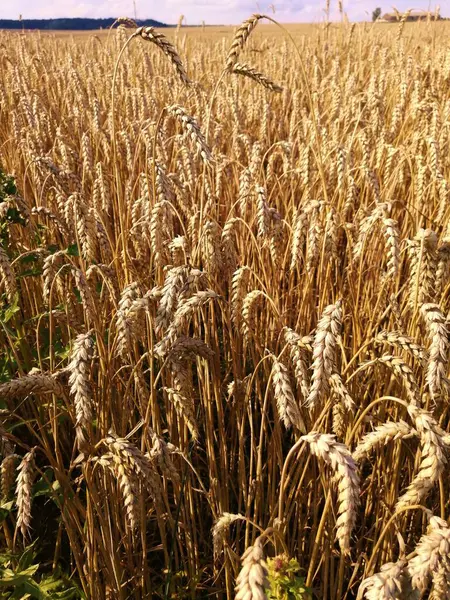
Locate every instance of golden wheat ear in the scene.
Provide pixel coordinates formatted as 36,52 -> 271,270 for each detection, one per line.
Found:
134,26 -> 191,85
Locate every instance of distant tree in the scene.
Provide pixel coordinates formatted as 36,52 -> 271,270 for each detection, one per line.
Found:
0,16 -> 167,30
372,7 -> 382,21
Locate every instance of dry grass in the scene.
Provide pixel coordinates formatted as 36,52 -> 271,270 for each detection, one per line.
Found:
0,14 -> 450,600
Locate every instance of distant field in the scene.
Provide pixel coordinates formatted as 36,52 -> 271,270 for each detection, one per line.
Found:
9,19 -> 445,42
0,16 -> 450,600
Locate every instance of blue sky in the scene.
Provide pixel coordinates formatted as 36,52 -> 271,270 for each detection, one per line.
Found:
1,1 -> 446,25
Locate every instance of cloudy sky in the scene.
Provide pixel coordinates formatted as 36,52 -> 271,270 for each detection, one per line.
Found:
1,1 -> 446,25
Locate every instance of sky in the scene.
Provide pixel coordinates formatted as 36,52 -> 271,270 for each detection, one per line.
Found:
0,1 -> 446,25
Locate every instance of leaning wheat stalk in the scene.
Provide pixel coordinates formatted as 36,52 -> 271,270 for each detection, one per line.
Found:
212,513 -> 247,554
353,421 -> 417,462
134,27 -> 190,85
166,105 -> 213,163
0,373 -> 64,399
302,432 -> 359,554
1,453 -> 19,499
232,63 -> 283,92
374,330 -> 428,366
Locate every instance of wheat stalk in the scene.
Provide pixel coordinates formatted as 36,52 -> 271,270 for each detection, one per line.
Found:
301,432 -> 359,554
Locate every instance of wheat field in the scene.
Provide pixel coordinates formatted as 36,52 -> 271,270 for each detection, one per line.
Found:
0,13 -> 449,600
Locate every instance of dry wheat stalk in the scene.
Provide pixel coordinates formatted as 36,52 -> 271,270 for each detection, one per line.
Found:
382,218 -> 400,280
156,266 -> 204,334
301,432 -> 359,554
408,229 -> 437,310
31,206 -> 69,237
0,421 -> 14,457
115,459 -> 139,531
166,290 -> 218,341
104,431 -> 162,503
232,266 -> 251,327
429,562 -> 450,599
376,355 -> 421,407
71,193 -> 98,262
95,453 -> 139,531
42,250 -> 66,302
242,290 -> 264,340
72,268 -> 97,323
283,327 -> 311,400
163,387 -> 199,441
256,186 -> 271,239
112,16 -> 138,29
330,372 -> 355,411
149,430 -> 180,483
435,239 -> 450,296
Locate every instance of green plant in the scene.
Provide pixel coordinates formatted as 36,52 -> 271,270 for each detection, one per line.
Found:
267,556 -> 311,600
0,544 -> 83,599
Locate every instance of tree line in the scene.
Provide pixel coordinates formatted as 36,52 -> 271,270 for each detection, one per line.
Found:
0,17 -> 167,30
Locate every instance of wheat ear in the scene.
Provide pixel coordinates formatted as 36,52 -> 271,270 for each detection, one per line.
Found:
306,301 -> 343,410
212,513 -> 247,554
15,449 -> 35,539
301,432 -> 359,554
235,535 -> 269,600
134,27 -> 190,85
225,14 -> 263,72
396,407 -> 447,511
68,331 -> 95,448
232,63 -> 283,92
